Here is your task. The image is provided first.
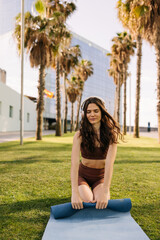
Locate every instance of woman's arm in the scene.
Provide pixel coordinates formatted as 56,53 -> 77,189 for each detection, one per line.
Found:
103,143 -> 117,192
95,143 -> 117,209
70,131 -> 83,209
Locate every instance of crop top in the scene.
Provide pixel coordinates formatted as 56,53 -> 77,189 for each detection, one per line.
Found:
80,144 -> 108,160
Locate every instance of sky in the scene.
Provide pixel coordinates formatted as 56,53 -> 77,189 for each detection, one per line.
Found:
0,0 -> 157,128
67,0 -> 157,128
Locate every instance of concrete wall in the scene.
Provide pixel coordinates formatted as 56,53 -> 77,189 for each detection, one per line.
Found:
0,81 -> 36,132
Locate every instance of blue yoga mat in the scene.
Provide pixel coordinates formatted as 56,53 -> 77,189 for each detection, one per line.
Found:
42,198 -> 150,240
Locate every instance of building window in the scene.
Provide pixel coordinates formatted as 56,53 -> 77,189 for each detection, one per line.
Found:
9,105 -> 13,118
0,101 -> 2,115
27,113 -> 30,123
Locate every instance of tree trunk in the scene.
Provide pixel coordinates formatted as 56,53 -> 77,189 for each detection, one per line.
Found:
56,57 -> 62,136
70,102 -> 74,132
134,35 -> 142,138
123,63 -> 127,135
63,72 -> 68,133
155,45 -> 160,143
75,91 -> 83,131
36,64 -> 45,140
114,85 -> 118,121
117,73 -> 121,123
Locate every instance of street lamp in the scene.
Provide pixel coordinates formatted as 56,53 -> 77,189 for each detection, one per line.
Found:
128,72 -> 131,135
20,0 -> 24,145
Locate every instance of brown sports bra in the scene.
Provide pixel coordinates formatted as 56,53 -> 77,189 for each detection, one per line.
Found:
80,144 -> 108,160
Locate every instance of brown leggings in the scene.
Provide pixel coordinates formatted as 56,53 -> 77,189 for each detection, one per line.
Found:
78,162 -> 105,190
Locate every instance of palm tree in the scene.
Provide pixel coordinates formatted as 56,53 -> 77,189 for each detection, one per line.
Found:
35,0 -> 77,136
44,0 -> 77,136
117,0 -> 144,138
123,33 -> 136,134
108,56 -> 123,123
59,45 -> 81,133
107,38 -> 125,124
45,0 -> 76,21
14,12 -> 53,140
74,60 -> 93,131
107,67 -> 119,119
130,1 -> 160,142
112,32 -> 136,134
66,76 -> 79,132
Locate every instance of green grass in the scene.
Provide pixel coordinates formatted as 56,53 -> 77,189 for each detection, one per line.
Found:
0,133 -> 160,240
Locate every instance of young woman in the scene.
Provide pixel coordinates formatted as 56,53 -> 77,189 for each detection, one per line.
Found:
71,96 -> 122,210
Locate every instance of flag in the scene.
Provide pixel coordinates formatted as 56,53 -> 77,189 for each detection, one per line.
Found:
44,89 -> 55,99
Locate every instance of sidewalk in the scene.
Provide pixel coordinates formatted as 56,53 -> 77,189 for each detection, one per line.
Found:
127,131 -> 158,139
0,130 -> 55,143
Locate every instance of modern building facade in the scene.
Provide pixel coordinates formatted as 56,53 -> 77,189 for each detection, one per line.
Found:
44,32 -> 115,122
0,0 -> 117,132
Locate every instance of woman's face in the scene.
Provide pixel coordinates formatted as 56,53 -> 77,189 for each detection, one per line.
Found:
86,103 -> 102,124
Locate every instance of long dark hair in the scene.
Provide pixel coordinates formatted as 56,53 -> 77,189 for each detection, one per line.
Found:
79,97 -> 122,153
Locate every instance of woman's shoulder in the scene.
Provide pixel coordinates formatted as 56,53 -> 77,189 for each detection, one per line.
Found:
73,131 -> 82,143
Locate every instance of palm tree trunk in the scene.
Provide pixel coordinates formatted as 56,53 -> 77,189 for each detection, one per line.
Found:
63,72 -> 68,133
117,73 -> 121,123
70,102 -> 74,132
75,91 -> 82,131
155,45 -> 160,143
114,85 -> 118,121
36,64 -> 45,140
56,57 -> 61,136
123,63 -> 127,135
134,35 -> 142,138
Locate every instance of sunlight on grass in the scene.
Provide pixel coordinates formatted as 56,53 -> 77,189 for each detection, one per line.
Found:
25,132 -> 75,144
0,132 -> 159,240
122,134 -> 159,148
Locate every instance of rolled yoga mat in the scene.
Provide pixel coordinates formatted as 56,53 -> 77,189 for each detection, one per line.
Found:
42,198 -> 150,240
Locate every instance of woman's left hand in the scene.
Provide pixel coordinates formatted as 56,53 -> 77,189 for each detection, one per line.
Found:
91,190 -> 110,209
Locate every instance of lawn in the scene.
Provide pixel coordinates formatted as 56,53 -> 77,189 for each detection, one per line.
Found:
0,133 -> 159,240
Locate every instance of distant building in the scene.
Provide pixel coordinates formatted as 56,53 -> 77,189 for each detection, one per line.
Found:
0,77 -> 36,132
44,32 -> 116,124
0,0 -> 119,132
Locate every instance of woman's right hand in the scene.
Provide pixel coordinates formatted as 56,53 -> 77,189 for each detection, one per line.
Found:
71,191 -> 83,209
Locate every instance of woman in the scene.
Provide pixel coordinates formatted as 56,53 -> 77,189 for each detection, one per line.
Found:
71,96 -> 122,210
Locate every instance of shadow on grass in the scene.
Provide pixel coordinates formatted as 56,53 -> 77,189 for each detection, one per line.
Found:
22,146 -> 71,152
115,160 -> 160,164
0,143 -> 72,163
0,196 -> 71,214
118,146 -> 160,151
0,141 -> 38,151
0,141 -> 72,151
0,158 -> 63,165
0,196 -> 71,239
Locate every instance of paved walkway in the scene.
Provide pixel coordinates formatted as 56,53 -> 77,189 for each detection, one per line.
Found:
127,131 -> 158,139
0,130 -> 55,143
0,130 -> 158,143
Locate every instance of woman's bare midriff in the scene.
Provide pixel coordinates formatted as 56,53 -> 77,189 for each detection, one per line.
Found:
81,157 -> 105,169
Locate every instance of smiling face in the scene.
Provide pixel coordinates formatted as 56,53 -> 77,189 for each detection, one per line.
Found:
86,103 -> 102,125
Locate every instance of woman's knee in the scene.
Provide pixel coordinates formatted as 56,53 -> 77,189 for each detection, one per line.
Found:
78,185 -> 93,202
93,183 -> 110,200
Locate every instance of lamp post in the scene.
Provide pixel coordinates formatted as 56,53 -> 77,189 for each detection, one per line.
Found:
129,72 -> 131,135
20,0 -> 24,145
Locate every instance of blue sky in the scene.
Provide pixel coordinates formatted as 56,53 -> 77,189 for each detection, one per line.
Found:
0,0 -> 157,128
67,0 -> 157,128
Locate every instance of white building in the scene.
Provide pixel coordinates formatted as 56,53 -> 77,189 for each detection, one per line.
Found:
0,75 -> 36,132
